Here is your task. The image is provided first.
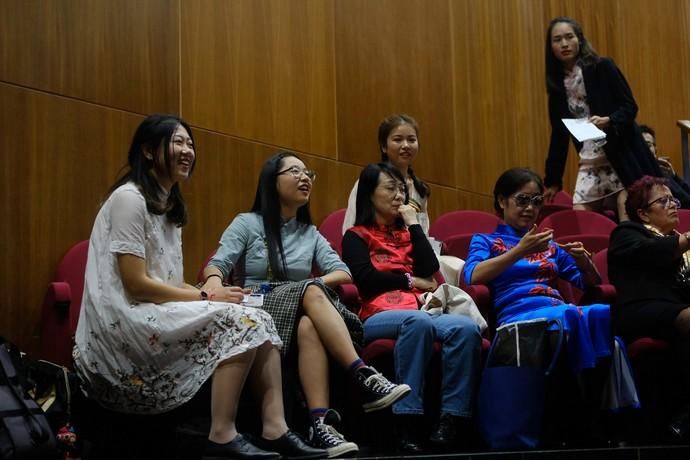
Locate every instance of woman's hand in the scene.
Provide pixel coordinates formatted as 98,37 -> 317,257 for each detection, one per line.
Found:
207,286 -> 250,304
589,115 -> 610,129
515,225 -> 553,257
557,241 -> 590,260
544,185 -> 560,203
398,204 -> 419,226
412,276 -> 438,292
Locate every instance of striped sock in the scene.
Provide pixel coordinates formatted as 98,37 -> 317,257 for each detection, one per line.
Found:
310,407 -> 328,422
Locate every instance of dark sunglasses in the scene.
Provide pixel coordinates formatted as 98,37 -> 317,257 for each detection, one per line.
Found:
511,193 -> 544,208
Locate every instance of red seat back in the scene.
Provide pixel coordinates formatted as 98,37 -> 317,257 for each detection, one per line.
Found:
429,211 -> 501,242
40,240 -> 89,367
318,208 -> 347,255
442,233 -> 475,260
538,209 -> 616,239
677,209 -> 690,233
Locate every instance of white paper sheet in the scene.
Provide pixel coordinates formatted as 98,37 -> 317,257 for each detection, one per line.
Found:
561,118 -> 607,142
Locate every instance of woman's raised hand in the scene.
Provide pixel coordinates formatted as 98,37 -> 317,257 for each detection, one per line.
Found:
557,241 -> 589,260
515,225 -> 553,256
398,204 -> 419,226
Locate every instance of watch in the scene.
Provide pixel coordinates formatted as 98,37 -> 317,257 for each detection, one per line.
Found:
200,290 -> 209,300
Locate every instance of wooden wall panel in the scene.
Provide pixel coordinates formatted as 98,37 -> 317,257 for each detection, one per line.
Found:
0,0 -> 179,114
335,0 -> 456,187
182,131 -> 362,283
0,83 -> 143,351
181,0 -> 338,158
451,0 -> 553,196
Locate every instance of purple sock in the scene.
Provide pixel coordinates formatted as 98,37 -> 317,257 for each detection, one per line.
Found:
349,358 -> 366,374
310,407 -> 328,421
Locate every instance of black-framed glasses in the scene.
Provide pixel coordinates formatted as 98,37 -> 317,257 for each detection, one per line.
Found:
511,193 -> 544,208
646,195 -> 681,209
278,166 -> 316,182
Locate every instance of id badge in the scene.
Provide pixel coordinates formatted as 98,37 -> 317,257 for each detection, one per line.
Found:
242,293 -> 264,307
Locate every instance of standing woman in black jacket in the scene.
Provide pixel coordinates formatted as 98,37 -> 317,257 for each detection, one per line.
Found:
543,16 -> 661,219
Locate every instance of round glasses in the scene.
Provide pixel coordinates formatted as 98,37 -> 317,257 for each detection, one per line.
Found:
511,193 -> 544,208
278,166 -> 316,182
646,195 -> 681,209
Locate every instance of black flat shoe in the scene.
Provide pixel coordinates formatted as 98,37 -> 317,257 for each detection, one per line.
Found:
669,411 -> 690,440
257,430 -> 327,459
429,413 -> 457,449
203,434 -> 281,460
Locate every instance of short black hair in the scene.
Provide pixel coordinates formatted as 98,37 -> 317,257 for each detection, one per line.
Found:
493,168 -> 544,215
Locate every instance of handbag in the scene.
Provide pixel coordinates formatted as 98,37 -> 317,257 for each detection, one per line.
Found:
478,318 -> 564,450
0,338 -> 56,460
420,283 -> 488,332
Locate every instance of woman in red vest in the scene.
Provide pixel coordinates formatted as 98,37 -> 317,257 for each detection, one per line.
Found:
342,162 -> 482,452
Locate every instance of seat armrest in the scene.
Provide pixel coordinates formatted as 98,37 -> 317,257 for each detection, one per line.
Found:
335,283 -> 361,313
48,281 -> 72,314
580,283 -> 616,305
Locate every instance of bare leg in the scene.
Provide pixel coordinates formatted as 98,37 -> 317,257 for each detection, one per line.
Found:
297,316 -> 330,410
301,285 -> 360,368
249,342 -> 289,440
573,203 -> 593,211
208,349 -> 257,444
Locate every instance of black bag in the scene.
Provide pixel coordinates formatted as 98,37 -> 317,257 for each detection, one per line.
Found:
0,338 -> 56,459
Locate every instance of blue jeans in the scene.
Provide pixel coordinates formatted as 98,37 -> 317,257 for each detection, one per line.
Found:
363,309 -> 482,417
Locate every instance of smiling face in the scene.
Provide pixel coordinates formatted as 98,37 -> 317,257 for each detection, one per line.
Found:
151,124 -> 195,191
499,181 -> 543,231
372,171 -> 406,225
276,155 -> 313,212
637,185 -> 679,234
382,123 -> 419,172
550,22 -> 580,68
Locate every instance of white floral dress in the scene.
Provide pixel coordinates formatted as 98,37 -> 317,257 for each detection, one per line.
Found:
565,65 -> 624,204
73,183 -> 281,414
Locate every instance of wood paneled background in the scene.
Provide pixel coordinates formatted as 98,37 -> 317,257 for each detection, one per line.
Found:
2,0 -> 689,354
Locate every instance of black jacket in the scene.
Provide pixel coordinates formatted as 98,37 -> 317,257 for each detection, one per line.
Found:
608,221 -> 690,307
544,57 -> 662,189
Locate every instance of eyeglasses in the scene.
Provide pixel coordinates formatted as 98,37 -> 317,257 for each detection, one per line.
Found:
646,195 -> 681,209
381,182 -> 407,195
511,193 -> 544,208
278,166 -> 316,182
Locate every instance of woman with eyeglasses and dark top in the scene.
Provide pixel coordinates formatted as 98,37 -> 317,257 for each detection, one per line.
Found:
201,151 -> 410,458
543,17 -> 662,219
464,168 -> 610,374
608,176 -> 690,438
342,162 -> 482,452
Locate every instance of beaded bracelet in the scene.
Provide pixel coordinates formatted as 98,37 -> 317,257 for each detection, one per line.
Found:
404,272 -> 414,290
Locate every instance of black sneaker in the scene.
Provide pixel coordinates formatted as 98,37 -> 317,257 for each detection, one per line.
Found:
429,413 -> 457,449
307,409 -> 359,458
354,366 -> 411,413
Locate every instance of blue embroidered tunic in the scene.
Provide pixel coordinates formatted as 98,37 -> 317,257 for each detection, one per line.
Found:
463,224 -> 610,372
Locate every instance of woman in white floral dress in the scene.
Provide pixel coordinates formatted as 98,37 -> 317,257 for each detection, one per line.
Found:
72,115 -> 325,460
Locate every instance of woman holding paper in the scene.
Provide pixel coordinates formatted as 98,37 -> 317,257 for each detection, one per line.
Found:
543,16 -> 661,219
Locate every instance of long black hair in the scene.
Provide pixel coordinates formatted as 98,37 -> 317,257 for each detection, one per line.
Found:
250,151 -> 313,281
545,17 -> 600,95
354,162 -> 407,229
108,114 -> 195,226
378,114 -> 430,199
